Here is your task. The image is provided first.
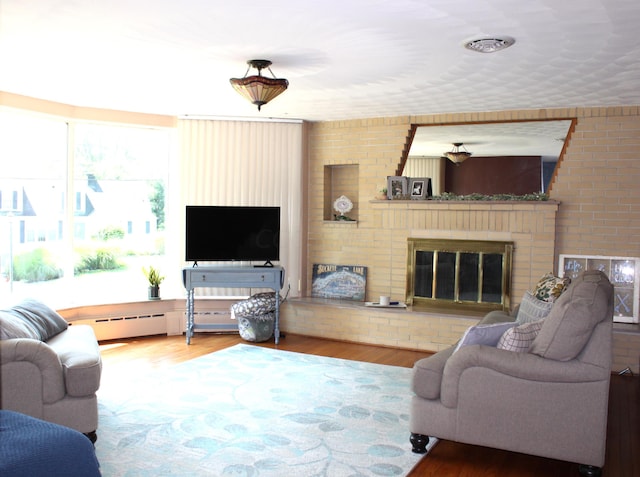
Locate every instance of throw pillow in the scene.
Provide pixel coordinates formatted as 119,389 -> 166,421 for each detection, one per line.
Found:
0,299 -> 68,341
497,319 -> 544,352
231,292 -> 281,318
454,321 -> 516,353
0,310 -> 34,340
533,273 -> 571,303
516,291 -> 553,325
530,270 -> 613,361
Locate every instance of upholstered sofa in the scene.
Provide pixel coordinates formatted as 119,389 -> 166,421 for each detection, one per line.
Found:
410,270 -> 614,477
0,299 -> 102,442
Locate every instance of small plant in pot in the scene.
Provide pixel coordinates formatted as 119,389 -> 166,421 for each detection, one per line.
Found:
376,187 -> 388,200
143,266 -> 165,300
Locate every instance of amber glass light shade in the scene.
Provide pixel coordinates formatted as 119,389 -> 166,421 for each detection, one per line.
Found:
444,151 -> 472,164
444,143 -> 472,164
230,60 -> 288,111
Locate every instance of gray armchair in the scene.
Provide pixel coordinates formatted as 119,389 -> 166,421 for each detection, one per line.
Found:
410,270 -> 614,477
0,299 -> 102,442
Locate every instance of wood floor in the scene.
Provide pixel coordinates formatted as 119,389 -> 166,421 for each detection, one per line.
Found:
98,333 -> 639,477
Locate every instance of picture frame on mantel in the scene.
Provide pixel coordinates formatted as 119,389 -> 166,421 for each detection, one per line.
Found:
387,176 -> 408,199
409,177 -> 432,200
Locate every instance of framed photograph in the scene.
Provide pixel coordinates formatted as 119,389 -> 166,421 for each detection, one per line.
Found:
559,254 -> 640,323
387,176 -> 408,199
409,177 -> 432,200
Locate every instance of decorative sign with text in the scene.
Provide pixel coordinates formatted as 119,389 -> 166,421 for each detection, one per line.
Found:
311,264 -> 367,301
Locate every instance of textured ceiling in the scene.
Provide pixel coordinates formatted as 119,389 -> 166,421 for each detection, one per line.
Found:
410,120 -> 573,158
1,1 -> 639,136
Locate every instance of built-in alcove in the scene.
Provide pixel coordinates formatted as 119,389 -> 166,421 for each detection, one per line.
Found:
323,164 -> 359,221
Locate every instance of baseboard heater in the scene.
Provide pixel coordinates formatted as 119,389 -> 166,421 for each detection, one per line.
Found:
70,313 -> 167,341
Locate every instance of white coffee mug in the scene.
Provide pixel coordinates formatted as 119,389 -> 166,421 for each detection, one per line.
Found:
379,295 -> 390,306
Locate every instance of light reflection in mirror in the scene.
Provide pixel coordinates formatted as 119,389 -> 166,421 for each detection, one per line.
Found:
403,120 -> 573,195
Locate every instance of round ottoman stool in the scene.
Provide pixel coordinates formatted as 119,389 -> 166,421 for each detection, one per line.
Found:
231,292 -> 279,342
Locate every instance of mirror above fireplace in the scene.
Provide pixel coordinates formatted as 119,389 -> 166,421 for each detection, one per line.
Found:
402,119 -> 575,196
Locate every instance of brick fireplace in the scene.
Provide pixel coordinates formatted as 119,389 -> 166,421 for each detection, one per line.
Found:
283,199 -> 561,353
369,199 -> 561,309
299,109 -> 640,373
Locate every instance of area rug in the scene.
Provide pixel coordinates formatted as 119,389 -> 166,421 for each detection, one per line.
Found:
95,344 -> 437,476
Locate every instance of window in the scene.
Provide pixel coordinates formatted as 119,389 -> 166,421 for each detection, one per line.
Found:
0,110 -> 171,308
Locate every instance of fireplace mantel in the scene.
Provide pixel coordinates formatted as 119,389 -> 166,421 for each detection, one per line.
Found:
370,199 -> 560,211
368,198 -> 560,312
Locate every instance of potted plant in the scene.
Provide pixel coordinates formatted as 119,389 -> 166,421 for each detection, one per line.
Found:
375,188 -> 388,200
143,266 -> 165,300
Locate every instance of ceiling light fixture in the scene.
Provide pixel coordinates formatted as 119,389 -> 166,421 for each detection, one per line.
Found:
444,143 -> 472,164
464,36 -> 515,53
230,59 -> 289,111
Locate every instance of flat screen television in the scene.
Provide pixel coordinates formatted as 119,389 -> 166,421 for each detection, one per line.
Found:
185,205 -> 280,265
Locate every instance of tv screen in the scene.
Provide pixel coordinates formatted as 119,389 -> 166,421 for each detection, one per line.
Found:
185,206 -> 280,264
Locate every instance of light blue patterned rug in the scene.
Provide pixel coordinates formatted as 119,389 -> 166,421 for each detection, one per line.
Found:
95,344 -> 436,476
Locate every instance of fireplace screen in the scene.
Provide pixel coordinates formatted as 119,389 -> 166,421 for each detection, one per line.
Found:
407,239 -> 513,313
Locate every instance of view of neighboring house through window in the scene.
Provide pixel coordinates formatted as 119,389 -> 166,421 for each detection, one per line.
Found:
0,110 -> 170,308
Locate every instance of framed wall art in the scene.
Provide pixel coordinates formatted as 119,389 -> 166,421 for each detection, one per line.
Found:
311,264 -> 367,301
559,254 -> 640,323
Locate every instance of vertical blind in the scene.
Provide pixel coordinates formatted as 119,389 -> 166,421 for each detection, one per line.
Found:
177,118 -> 304,297
403,156 -> 443,195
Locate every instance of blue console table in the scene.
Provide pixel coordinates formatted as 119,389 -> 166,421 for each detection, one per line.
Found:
182,266 -> 285,344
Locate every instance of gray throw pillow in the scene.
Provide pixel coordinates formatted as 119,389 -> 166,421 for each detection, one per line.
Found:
0,298 -> 68,341
0,310 -> 35,339
516,291 -> 553,324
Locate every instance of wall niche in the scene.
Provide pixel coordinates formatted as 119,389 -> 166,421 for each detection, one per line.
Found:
323,164 -> 359,222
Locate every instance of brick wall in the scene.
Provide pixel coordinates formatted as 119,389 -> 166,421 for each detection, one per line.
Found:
281,299 -> 477,352
283,106 -> 640,373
